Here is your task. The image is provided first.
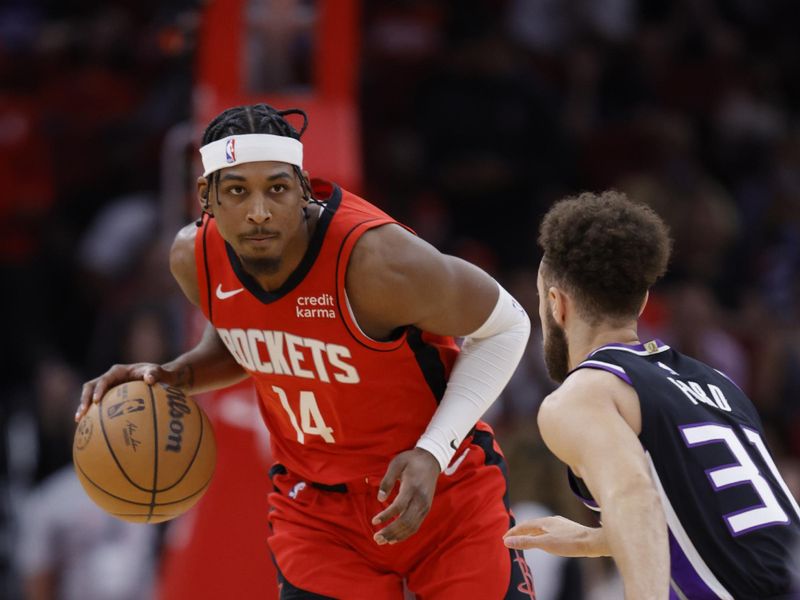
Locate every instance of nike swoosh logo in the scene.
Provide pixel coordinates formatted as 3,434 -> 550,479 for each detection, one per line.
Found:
216,284 -> 244,300
444,448 -> 470,476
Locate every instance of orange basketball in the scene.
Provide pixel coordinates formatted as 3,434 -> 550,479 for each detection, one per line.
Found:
73,381 -> 216,523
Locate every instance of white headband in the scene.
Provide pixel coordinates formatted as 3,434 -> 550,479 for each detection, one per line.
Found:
199,133 -> 303,177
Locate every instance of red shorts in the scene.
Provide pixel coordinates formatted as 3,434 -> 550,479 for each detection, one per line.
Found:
267,428 -> 536,599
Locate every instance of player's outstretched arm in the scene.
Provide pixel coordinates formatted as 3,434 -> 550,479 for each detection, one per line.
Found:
75,224 -> 248,422
535,369 -> 669,599
347,224 -> 531,545
504,515 -> 609,558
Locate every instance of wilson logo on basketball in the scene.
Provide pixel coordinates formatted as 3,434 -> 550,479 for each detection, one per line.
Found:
165,387 -> 192,453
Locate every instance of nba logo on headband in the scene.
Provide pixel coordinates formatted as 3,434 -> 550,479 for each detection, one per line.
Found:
200,133 -> 303,176
225,138 -> 236,163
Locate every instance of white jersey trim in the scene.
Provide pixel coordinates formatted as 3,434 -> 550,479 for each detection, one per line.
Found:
646,452 -> 734,600
343,290 -> 381,343
579,360 -> 628,377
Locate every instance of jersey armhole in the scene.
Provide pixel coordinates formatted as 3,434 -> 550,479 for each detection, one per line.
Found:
335,219 -> 413,352
567,468 -> 601,513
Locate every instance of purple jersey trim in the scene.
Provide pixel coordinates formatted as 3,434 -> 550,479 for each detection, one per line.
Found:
669,532 -> 724,599
574,360 -> 633,386
567,470 -> 600,511
714,368 -> 744,392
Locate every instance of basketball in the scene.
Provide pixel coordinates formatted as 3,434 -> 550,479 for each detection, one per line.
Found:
73,381 -> 216,523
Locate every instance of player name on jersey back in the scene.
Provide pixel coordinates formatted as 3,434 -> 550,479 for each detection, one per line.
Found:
666,376 -> 732,412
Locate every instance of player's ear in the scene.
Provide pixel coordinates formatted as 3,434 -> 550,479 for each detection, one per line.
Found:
638,290 -> 650,317
548,287 -> 567,325
197,176 -> 214,216
299,169 -> 312,209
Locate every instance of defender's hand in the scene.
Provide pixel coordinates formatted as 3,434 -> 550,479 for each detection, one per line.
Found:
75,363 -> 188,423
371,448 -> 440,545
503,515 -> 609,558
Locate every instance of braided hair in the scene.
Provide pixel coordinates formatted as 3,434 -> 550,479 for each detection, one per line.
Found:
200,104 -> 314,214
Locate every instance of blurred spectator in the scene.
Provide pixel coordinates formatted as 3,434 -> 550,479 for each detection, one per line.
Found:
77,193 -> 160,283
17,465 -> 157,600
663,282 -> 750,391
506,0 -> 635,53
415,30 -> 570,265
86,302 -> 178,377
618,116 -> 740,287
6,353 -> 158,600
244,0 -> 315,94
6,358 -> 83,488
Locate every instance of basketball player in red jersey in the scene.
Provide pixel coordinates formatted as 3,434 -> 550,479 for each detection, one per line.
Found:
76,104 -> 534,599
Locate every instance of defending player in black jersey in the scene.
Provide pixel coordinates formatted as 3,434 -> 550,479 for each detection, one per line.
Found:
504,191 -> 800,599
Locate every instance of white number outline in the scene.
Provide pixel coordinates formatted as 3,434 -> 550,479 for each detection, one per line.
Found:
271,386 -> 335,444
679,422 -> 798,536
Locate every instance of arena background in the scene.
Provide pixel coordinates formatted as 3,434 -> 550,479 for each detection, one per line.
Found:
2,1 -> 799,598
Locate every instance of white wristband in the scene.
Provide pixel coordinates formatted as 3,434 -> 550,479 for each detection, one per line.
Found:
415,282 -> 530,470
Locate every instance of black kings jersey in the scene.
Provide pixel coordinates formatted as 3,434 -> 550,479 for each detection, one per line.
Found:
571,340 -> 800,600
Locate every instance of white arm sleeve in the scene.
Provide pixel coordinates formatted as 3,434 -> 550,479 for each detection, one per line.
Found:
415,282 -> 531,471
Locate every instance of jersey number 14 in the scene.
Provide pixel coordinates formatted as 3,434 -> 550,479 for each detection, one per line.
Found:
272,385 -> 335,444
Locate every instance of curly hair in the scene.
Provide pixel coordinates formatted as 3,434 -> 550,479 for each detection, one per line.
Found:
538,190 -> 672,321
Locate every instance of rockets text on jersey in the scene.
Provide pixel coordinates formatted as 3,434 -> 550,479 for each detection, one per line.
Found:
216,328 -> 359,384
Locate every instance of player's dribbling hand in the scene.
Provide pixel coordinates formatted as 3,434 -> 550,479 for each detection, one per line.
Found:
75,363 -> 184,423
371,448 -> 440,545
503,515 -> 609,557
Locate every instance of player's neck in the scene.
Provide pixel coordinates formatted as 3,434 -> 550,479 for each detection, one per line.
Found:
567,322 -> 640,370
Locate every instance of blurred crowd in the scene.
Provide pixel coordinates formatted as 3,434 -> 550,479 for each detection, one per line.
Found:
2,0 -> 800,598
0,1 -> 198,597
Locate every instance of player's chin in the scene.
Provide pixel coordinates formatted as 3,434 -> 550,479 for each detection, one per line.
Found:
239,252 -> 281,275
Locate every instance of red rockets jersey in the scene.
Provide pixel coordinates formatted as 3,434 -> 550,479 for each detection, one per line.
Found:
194,180 -> 461,484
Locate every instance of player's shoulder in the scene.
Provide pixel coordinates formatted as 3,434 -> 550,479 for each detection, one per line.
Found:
540,369 -> 608,414
170,223 -> 197,268
349,223 -> 433,283
169,222 -> 200,306
172,221 -> 198,249
540,367 -> 641,429
562,366 -> 632,400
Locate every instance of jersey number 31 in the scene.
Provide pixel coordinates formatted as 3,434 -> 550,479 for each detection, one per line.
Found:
681,423 -> 800,536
